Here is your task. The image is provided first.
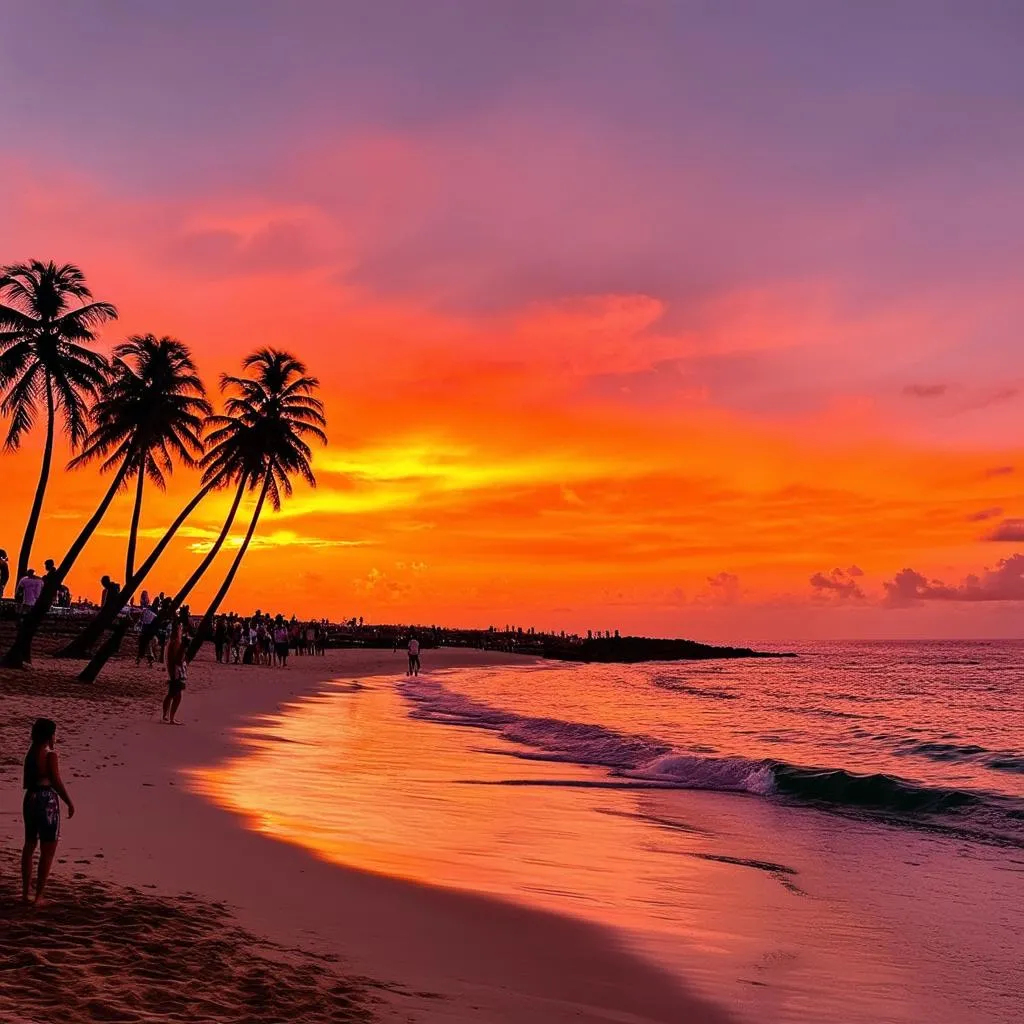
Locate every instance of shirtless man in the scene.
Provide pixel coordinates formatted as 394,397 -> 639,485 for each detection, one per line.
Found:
162,622 -> 188,724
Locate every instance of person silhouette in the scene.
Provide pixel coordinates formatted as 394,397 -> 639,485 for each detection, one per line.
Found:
16,568 -> 43,609
163,621 -> 188,724
100,575 -> 121,609
22,717 -> 76,904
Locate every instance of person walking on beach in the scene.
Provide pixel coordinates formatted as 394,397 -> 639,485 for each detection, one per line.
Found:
0,548 -> 10,599
407,635 -> 421,676
22,717 -> 75,905
137,602 -> 158,666
163,621 -> 188,724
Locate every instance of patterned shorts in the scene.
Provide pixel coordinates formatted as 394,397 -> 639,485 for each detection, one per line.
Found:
23,787 -> 61,843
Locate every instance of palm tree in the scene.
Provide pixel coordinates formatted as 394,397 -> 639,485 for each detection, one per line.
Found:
186,349 -> 326,660
71,412 -> 273,676
68,334 -> 210,582
0,261 -> 117,581
1,333 -> 210,669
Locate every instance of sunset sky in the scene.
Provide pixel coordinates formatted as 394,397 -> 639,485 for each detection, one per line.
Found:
2,2 -> 1023,639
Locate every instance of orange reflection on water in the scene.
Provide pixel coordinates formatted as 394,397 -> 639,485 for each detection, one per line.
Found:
186,675 -> 939,1024
188,679 -> 703,915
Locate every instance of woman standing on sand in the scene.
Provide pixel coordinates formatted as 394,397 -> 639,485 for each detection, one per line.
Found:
273,616 -> 290,667
163,621 -> 188,724
22,717 -> 75,904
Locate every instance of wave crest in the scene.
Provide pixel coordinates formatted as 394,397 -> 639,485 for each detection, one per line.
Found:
397,679 -> 1020,833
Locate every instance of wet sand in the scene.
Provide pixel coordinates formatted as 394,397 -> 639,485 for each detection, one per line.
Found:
1,644 -> 733,1023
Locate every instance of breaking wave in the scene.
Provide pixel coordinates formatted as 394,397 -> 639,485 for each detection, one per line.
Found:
398,678 -> 1023,834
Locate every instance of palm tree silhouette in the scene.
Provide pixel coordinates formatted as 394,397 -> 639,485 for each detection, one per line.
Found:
60,365 -> 272,665
186,348 -> 326,660
69,334 -> 210,583
73,416 -> 271,681
69,389 -> 276,673
0,261 -> 117,581
0,334 -> 212,668
71,350 -> 322,680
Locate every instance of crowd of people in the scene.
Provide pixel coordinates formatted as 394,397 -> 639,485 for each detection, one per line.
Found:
210,612 -> 328,667
0,549 -> 72,612
130,589 -> 192,667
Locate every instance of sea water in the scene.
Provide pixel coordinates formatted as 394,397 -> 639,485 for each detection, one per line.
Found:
196,640 -> 1024,1024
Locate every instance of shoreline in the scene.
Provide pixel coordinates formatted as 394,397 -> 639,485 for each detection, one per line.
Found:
1,646 -> 733,1023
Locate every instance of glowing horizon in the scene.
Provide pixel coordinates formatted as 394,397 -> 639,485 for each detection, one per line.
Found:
2,3 -> 1023,640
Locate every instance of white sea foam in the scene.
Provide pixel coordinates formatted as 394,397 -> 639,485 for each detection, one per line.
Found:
623,752 -> 777,796
399,678 -> 772,793
397,676 -> 1023,825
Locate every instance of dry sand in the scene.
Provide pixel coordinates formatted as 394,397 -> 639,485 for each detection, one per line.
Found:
1,640 -> 732,1024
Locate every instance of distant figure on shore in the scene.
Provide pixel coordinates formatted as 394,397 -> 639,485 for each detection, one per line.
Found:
16,568 -> 43,610
22,717 -> 75,905
212,614 -> 227,663
156,611 -> 172,664
163,621 -> 188,724
0,548 -> 9,598
100,574 -> 121,609
137,602 -> 158,666
273,616 -> 290,667
231,618 -> 243,663
43,558 -> 58,585
407,635 -> 421,676
140,589 -> 150,609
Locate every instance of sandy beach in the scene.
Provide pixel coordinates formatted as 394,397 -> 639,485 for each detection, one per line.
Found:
1,643 -> 732,1024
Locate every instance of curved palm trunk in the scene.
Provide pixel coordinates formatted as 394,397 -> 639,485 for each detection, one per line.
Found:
125,468 -> 145,583
75,478 -> 245,681
165,476 -> 250,616
59,479 -> 218,661
17,372 -> 55,582
2,460 -> 130,668
77,617 -> 134,687
187,474 -> 269,662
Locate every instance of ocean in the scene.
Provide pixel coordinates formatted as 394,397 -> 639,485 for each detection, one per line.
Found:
195,640 -> 1024,1024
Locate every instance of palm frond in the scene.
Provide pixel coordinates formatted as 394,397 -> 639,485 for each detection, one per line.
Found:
2,365 -> 42,450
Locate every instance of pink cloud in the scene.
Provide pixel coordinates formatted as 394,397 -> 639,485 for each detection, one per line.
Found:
883,555 -> 1024,606
810,567 -> 865,599
985,519 -> 1024,542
